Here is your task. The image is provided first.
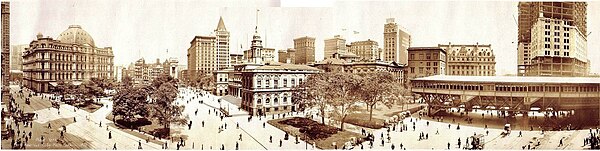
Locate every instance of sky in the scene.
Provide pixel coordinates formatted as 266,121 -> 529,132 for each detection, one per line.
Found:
7,0 -> 600,75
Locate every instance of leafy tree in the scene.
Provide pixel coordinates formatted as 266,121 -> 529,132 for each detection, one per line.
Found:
358,71 -> 397,121
292,73 -> 329,124
148,74 -> 187,133
325,72 -> 362,131
112,86 -> 149,127
122,76 -> 133,89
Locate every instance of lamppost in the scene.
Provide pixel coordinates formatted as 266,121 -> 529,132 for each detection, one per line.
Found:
299,129 -> 308,150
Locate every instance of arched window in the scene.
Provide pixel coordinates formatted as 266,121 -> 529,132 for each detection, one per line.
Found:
274,98 -> 278,104
266,98 -> 270,104
257,99 -> 262,104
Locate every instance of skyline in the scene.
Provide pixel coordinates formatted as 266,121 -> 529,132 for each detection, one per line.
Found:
7,0 -> 600,75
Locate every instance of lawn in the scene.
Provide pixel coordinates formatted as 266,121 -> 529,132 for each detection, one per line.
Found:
344,103 -> 426,129
268,117 -> 366,149
105,113 -> 171,145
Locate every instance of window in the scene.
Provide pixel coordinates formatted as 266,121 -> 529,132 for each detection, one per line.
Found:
274,98 -> 278,104
554,51 -> 559,56
257,99 -> 262,104
554,38 -> 559,43
545,25 -> 550,29
564,45 -> 569,50
544,44 -> 550,48
299,79 -> 303,84
283,97 -> 287,103
545,31 -> 550,35
433,62 -> 438,66
554,32 -> 560,36
410,54 -> 415,60
554,26 -> 559,30
291,79 -> 296,86
564,39 -> 569,43
426,62 -> 431,66
545,51 -> 550,55
265,79 -> 270,87
257,78 -> 262,87
554,45 -> 560,49
283,79 -> 287,87
564,33 -> 569,37
410,67 -> 415,73
564,52 -> 569,56
545,37 -> 550,42
266,98 -> 270,104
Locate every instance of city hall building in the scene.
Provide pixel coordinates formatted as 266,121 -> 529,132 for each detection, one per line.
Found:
22,25 -> 114,93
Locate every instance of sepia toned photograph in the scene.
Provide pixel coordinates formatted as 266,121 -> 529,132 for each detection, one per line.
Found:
1,0 -> 600,150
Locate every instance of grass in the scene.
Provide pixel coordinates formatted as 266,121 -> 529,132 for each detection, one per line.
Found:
105,112 -> 169,145
78,103 -> 102,113
268,117 -> 366,149
344,113 -> 386,129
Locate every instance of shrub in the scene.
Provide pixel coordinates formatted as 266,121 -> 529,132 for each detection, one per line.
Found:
279,117 -> 340,140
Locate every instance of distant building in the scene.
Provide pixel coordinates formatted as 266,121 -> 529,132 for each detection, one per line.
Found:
349,39 -> 380,61
384,18 -> 411,65
22,25 -> 114,93
10,44 -> 27,71
277,48 -> 296,64
230,53 -> 244,67
311,54 -> 405,83
215,17 -> 231,71
293,36 -> 316,64
261,48 -> 276,62
114,65 -> 124,83
407,47 -> 446,80
125,58 -> 176,85
439,43 -> 496,76
324,35 -> 347,59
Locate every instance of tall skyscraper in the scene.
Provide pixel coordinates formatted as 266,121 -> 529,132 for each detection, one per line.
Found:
187,17 -> 230,77
293,36 -> 316,64
384,18 -> 411,65
324,35 -> 346,59
188,36 -> 216,76
517,2 -> 588,76
215,17 -> 230,70
2,2 -> 9,101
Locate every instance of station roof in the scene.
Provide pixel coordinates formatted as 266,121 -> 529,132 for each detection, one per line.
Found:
413,75 -> 600,84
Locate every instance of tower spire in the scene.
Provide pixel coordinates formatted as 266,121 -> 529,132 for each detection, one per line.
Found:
255,9 -> 259,33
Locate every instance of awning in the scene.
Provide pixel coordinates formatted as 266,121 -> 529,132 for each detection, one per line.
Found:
49,82 -> 58,87
73,81 -> 82,86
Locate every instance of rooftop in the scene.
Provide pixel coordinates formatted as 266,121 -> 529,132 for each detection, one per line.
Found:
414,75 -> 600,84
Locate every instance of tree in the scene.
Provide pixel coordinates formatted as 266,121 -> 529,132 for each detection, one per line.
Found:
122,76 -> 133,89
292,73 -> 329,124
325,72 -> 362,131
358,72 -> 397,121
148,74 -> 187,133
112,87 -> 149,127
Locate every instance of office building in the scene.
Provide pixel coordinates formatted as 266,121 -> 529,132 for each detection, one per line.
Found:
324,35 -> 347,59
384,18 -> 411,65
407,47 -> 446,80
293,36 -> 316,64
439,43 -> 496,76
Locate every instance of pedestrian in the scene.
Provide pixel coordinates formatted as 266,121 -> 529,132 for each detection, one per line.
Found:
391,144 -> 395,150
138,140 -> 142,149
279,139 -> 282,147
448,142 -> 450,149
236,142 -> 239,150
239,134 -> 243,141
263,122 -> 266,128
519,131 -> 522,137
109,131 -> 112,139
270,135 -> 273,143
113,143 -> 117,150
559,138 -> 563,147
41,135 -> 44,144
202,121 -> 205,127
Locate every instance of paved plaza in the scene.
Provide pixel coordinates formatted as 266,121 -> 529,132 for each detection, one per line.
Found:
2,85 -> 597,150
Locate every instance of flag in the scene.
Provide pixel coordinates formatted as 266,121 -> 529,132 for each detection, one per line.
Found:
353,31 -> 359,34
342,28 -> 347,31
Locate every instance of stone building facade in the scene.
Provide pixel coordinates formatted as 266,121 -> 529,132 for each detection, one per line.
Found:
22,25 -> 114,92
439,43 -> 496,76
